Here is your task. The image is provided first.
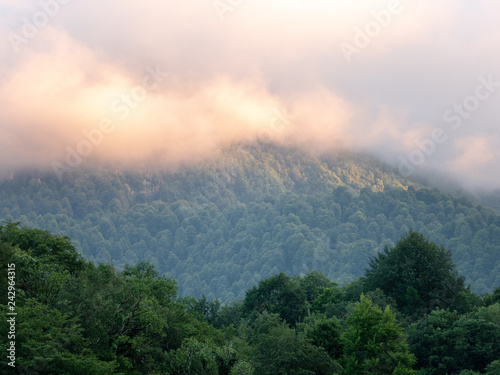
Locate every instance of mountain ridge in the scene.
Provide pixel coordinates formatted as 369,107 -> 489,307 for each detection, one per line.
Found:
1,144 -> 499,300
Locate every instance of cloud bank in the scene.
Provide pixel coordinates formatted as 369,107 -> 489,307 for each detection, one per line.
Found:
1,0 -> 499,189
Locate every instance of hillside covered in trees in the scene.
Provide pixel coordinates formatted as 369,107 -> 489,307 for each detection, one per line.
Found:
0,145 -> 499,301
1,224 -> 499,374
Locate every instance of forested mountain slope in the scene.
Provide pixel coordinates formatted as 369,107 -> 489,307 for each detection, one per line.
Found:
2,224 -> 500,374
1,144 -> 499,300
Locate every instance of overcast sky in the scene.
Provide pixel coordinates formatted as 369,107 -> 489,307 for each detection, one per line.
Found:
1,0 -> 499,189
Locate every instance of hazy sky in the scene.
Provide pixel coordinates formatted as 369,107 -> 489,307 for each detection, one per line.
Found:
1,0 -> 499,189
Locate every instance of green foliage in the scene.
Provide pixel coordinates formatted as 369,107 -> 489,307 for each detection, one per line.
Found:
165,338 -> 221,375
485,360 -> 500,374
364,230 -> 469,317
182,294 -> 227,328
484,286 -> 500,306
341,294 -> 416,374
12,300 -> 116,374
0,225 -> 207,374
242,273 -> 307,326
252,319 -> 341,375
299,270 -> 339,302
408,304 -> 500,374
299,270 -> 341,315
0,221 -> 85,273
1,146 -> 499,302
229,360 -> 255,375
305,317 -> 343,359
1,224 -> 498,375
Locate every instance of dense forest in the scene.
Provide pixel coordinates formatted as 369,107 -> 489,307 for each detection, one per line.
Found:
0,145 -> 500,301
1,223 -> 499,374
0,145 -> 499,302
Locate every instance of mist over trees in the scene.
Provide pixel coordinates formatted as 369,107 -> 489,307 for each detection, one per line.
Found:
0,146 -> 499,302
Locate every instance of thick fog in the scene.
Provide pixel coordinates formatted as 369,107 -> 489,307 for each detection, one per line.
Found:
1,0 -> 499,189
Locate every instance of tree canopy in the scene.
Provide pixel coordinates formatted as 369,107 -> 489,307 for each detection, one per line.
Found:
1,224 -> 500,374
364,230 -> 469,316
1,146 -> 499,302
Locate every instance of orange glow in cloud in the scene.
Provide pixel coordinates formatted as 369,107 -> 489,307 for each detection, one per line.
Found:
1,0 -> 499,188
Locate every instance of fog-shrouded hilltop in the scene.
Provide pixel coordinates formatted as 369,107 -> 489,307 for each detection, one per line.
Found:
2,1 -> 500,191
1,144 -> 499,301
2,2 -> 500,372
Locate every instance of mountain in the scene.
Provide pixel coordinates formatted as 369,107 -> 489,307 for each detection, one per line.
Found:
1,144 -> 499,301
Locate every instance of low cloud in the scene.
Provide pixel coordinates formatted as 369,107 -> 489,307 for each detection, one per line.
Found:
0,0 -> 499,189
